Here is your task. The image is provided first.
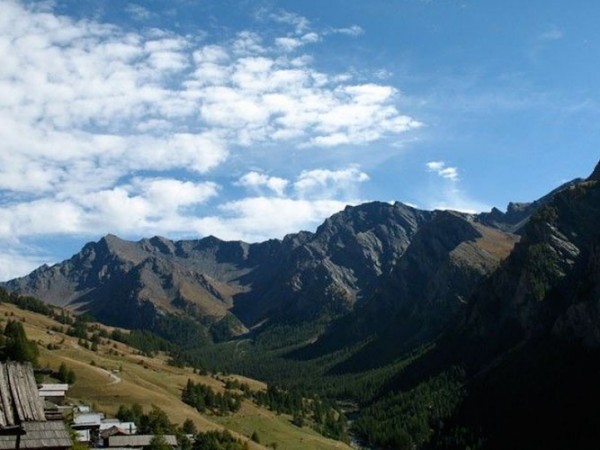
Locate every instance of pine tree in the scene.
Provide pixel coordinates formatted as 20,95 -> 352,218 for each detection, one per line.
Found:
3,320 -> 38,364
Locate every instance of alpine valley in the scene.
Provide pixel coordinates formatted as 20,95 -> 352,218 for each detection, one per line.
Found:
4,160 -> 600,450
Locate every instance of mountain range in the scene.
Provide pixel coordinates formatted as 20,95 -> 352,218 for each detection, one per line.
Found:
3,160 -> 600,449
4,199 -> 522,342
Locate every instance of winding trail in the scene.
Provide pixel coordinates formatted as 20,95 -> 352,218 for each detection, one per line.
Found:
60,354 -> 122,386
95,365 -> 122,385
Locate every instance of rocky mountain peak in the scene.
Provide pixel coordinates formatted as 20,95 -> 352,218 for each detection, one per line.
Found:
589,160 -> 600,181
141,236 -> 176,255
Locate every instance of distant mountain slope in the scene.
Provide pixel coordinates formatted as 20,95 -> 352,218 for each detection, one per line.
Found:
297,210 -> 518,369
4,233 -> 269,331
232,201 -> 434,324
3,202 -> 442,333
476,178 -> 582,233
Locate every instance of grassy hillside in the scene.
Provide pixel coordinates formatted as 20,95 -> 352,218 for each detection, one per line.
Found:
0,302 -> 351,450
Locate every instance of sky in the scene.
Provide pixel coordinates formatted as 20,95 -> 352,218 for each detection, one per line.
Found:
1,0 -> 599,280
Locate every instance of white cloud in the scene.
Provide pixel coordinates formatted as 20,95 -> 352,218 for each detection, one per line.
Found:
275,37 -> 304,52
426,160 -> 459,181
331,25 -> 364,36
195,198 -> 352,243
268,10 -> 310,34
0,178 -> 219,241
232,31 -> 265,55
294,167 -> 369,199
426,187 -> 489,214
0,1 -> 419,166
0,251 -> 52,282
0,1 -> 420,276
132,178 -> 219,210
236,172 -> 289,197
125,3 -> 154,21
196,166 -> 370,243
538,27 -> 564,41
301,32 -> 320,43
423,161 -> 488,213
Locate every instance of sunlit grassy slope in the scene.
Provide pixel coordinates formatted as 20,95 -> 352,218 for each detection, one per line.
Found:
0,303 -> 351,450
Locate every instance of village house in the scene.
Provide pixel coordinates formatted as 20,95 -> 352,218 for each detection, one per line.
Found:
37,385 -> 68,406
72,411 -> 104,444
107,434 -> 178,450
100,419 -> 137,435
73,411 -> 138,445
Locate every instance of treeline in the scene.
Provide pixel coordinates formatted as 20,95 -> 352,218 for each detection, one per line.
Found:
116,404 -> 177,435
0,287 -> 185,359
193,430 -> 249,450
0,286 -> 56,318
56,362 -> 76,384
181,379 -> 242,415
353,369 -> 465,450
0,319 -> 39,364
116,404 -> 249,450
254,384 -> 347,441
0,314 -> 77,385
110,328 -> 173,357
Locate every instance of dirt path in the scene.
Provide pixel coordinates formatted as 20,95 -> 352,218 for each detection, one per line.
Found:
59,354 -> 122,386
94,365 -> 122,385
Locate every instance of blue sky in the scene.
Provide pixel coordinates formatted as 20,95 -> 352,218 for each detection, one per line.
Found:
1,0 -> 599,280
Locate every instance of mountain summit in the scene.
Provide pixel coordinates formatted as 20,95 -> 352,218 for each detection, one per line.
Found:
3,201 -> 518,343
589,159 -> 600,181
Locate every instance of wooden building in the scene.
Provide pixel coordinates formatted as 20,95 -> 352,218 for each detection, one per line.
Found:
0,362 -> 71,450
37,385 -> 68,406
107,434 -> 178,449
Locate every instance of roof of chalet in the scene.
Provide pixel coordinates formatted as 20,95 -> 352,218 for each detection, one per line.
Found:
0,362 -> 46,427
0,421 -> 73,449
101,422 -> 136,433
108,435 -> 178,447
37,385 -> 68,393
72,412 -> 104,427
37,385 -> 68,397
106,448 -> 142,450
100,426 -> 129,439
0,362 -> 71,449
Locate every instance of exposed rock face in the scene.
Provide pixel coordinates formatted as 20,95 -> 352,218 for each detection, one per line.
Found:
232,202 -> 434,323
589,160 -> 600,181
375,212 -> 518,335
3,202 -> 445,331
553,240 -> 600,346
303,210 -> 518,364
466,174 -> 600,349
4,233 -> 265,331
477,179 -> 582,233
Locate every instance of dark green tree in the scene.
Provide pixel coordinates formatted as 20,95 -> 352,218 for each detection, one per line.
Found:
181,419 -> 197,435
148,435 -> 171,450
3,320 -> 38,364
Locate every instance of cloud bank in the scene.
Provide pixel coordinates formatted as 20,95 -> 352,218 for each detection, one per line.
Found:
0,1 -> 420,279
